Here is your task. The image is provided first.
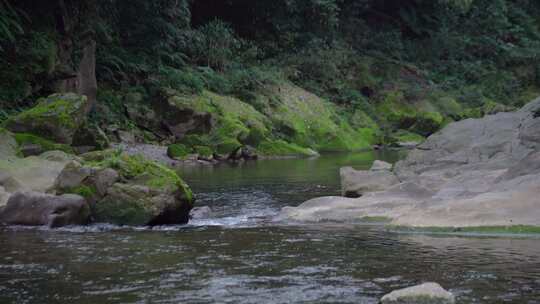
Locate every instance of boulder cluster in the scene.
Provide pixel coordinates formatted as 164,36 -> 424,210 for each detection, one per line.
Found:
282,97 -> 540,228
0,93 -> 194,228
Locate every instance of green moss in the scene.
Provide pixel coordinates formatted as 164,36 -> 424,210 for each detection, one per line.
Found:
4,93 -> 87,143
167,144 -> 190,159
216,138 -> 242,155
65,185 -> 97,199
93,186 -> 154,226
390,225 -> 540,235
350,109 -> 379,130
169,90 -> 270,154
410,111 -> 444,136
178,134 -> 212,147
164,83 -> 377,155
13,133 -> 74,154
11,93 -> 85,130
391,130 -> 425,143
83,150 -> 193,203
377,91 -> 417,128
266,83 -> 375,152
432,96 -> 463,115
194,145 -> 213,158
257,139 -> 317,157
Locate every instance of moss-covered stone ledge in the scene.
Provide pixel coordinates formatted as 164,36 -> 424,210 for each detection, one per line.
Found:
4,93 -> 89,144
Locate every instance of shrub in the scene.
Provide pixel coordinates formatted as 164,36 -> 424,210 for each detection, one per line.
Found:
159,67 -> 204,94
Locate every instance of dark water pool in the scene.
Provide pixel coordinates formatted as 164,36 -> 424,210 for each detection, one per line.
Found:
1,151 -> 539,303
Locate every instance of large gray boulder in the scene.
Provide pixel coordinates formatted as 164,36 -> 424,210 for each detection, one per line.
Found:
0,152 -> 73,193
282,97 -> 540,228
340,166 -> 399,198
0,191 -> 90,228
380,283 -> 455,304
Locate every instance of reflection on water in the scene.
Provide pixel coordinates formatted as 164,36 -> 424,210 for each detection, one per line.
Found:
1,151 -> 539,304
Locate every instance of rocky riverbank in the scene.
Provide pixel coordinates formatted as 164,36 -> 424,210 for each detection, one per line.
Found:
0,94 -> 194,228
281,98 -> 540,230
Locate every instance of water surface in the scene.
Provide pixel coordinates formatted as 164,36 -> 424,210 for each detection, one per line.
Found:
1,151 -> 539,304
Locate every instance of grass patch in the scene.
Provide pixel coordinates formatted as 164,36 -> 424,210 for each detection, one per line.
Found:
257,139 -> 317,157
65,185 -> 97,199
167,144 -> 190,160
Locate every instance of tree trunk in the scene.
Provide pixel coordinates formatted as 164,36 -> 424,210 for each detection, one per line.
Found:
54,0 -> 97,113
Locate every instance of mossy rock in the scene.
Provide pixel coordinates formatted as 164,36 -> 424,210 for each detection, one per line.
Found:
433,96 -> 463,116
216,138 -> 242,155
194,145 -> 213,158
72,122 -> 110,151
82,150 -> 194,226
178,134 -> 212,147
410,111 -> 444,137
83,150 -> 192,198
257,139 -> 318,157
64,185 -> 98,199
4,93 -> 89,144
391,130 -> 425,143
167,144 -> 190,160
265,83 -> 375,151
13,133 -> 74,154
94,183 -> 192,226
377,91 -> 417,129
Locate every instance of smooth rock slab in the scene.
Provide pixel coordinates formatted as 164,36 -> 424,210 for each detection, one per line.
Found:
371,160 -> 393,171
380,282 -> 455,304
0,191 -> 90,228
340,166 -> 399,198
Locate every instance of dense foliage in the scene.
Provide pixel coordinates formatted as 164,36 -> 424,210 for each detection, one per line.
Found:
2,0 -> 540,141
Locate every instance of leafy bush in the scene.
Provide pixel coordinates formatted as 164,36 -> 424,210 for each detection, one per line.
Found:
188,20 -> 240,71
158,67 -> 204,94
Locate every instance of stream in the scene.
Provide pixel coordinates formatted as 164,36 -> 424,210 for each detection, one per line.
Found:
1,151 -> 540,303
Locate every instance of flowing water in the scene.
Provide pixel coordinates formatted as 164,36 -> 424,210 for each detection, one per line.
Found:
1,151 -> 540,304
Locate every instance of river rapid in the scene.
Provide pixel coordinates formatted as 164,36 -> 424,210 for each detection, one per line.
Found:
1,151 -> 540,303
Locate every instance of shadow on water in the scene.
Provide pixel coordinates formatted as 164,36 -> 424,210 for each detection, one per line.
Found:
1,151 -> 539,304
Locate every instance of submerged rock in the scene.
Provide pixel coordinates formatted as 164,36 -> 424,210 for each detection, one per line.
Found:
0,192 -> 90,228
190,206 -> 212,220
380,282 -> 455,304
